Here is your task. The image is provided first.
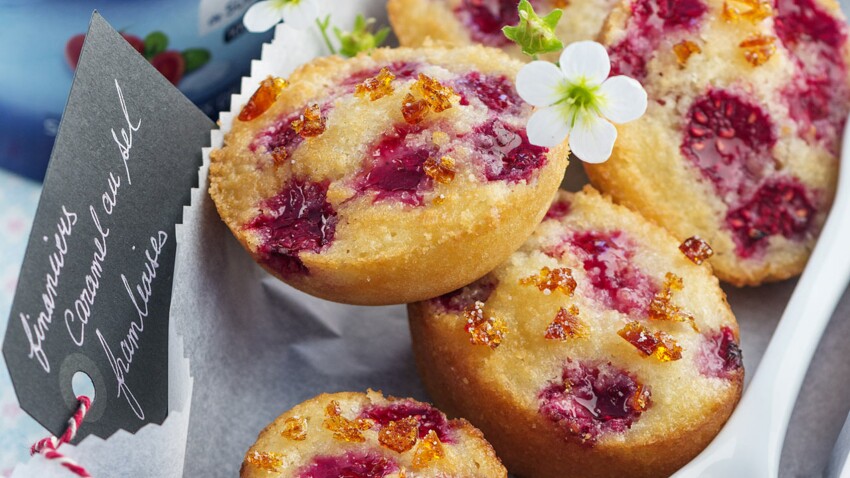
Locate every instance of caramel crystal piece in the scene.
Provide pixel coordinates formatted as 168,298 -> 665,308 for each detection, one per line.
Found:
424,156 -> 456,184
618,322 -> 683,362
379,416 -> 419,453
402,74 -> 458,124
679,236 -> 714,265
545,306 -> 588,340
632,384 -> 651,412
281,416 -> 307,441
463,301 -> 507,349
323,400 -> 373,443
648,273 -> 699,332
245,450 -> 284,472
355,67 -> 396,101
412,74 -> 458,113
271,146 -> 289,164
673,40 -> 701,67
740,34 -> 776,66
292,104 -> 327,138
520,267 -> 577,296
402,93 -> 430,125
722,0 -> 773,23
239,76 -> 289,122
412,430 -> 445,469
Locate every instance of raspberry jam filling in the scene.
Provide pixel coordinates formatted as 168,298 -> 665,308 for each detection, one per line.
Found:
454,0 -> 521,47
775,0 -> 850,149
297,452 -> 398,478
697,327 -> 744,379
726,180 -> 816,258
539,360 -> 650,444
545,199 -> 572,220
681,90 -> 777,201
433,277 -> 497,312
566,231 -> 657,317
608,0 -> 708,79
474,119 -> 548,183
246,180 -> 337,275
784,74 -> 848,150
454,72 -> 524,115
251,111 -> 305,159
360,402 -> 454,442
357,125 -> 438,206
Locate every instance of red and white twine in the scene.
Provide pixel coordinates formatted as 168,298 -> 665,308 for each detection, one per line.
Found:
30,396 -> 92,477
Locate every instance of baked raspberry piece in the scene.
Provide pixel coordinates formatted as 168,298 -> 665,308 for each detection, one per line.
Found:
241,391 -> 506,478
360,400 -> 454,442
587,0 -> 849,285
562,231 -> 657,316
697,326 -> 744,379
409,187 -> 743,478
539,360 -> 651,445
607,0 -> 708,79
210,46 -> 570,305
388,0 -> 620,60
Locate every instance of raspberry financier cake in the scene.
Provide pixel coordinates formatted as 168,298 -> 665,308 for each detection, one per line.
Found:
241,391 -> 506,478
210,47 -> 569,305
409,188 -> 744,478
585,0 -> 850,285
388,0 -> 619,58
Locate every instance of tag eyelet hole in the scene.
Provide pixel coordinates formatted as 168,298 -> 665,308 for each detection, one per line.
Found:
72,371 -> 95,402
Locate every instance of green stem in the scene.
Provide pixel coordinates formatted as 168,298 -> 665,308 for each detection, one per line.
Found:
316,17 -> 337,55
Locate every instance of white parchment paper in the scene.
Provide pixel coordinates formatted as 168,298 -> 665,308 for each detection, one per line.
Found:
13,1 -> 850,476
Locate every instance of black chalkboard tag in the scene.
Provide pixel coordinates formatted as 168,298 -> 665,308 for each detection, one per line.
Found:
2,12 -> 214,441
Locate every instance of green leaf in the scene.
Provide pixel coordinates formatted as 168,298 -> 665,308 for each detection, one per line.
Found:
373,27 -> 390,47
144,31 -> 169,59
182,48 -> 211,74
332,14 -> 390,58
502,0 -> 564,57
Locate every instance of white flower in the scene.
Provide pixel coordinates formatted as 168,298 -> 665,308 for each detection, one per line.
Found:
243,0 -> 321,32
516,41 -> 648,164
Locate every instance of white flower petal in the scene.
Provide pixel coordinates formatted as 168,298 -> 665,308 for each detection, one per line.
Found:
283,0 -> 321,30
516,62 -> 567,107
569,116 -> 617,164
527,107 -> 571,148
559,41 -> 611,86
598,76 -> 648,124
243,1 -> 284,33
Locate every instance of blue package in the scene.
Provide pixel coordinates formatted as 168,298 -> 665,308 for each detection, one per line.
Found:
0,0 -> 273,181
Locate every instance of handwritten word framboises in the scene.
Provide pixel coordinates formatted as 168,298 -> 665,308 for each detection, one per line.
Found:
17,79 -> 166,420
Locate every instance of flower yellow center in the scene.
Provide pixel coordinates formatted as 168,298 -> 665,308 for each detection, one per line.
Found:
556,78 -> 602,128
272,0 -> 301,7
